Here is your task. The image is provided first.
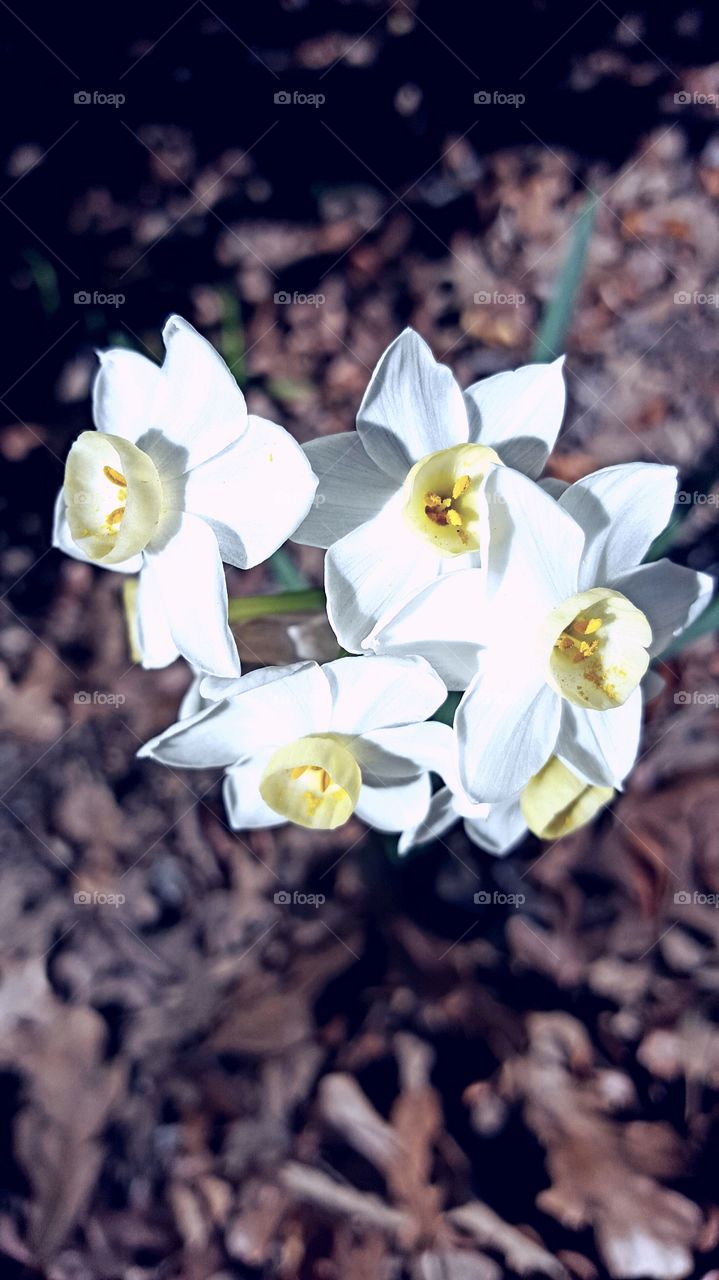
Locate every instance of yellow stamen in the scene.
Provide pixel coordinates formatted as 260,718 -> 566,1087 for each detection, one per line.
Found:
402,443 -> 501,556
106,507 -> 125,528
573,617 -> 602,636
103,465 -> 128,487
543,588 -> 651,710
452,474 -> 471,500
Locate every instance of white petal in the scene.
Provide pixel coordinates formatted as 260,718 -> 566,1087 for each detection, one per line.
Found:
144,513 -> 241,677
292,434 -> 398,548
368,568 -> 485,691
457,659 -> 561,802
464,357 -> 566,479
179,674 -> 206,719
559,463 -> 678,587
223,755 -> 284,829
324,494 -> 442,653
325,655 -> 446,734
52,491 -> 143,574
356,329 -> 469,482
139,663 -> 330,767
355,773 -> 432,832
397,787 -> 461,855
610,560 -> 714,657
483,466 -> 583,615
540,477 -> 569,498
135,564 -> 180,669
642,669 -> 665,703
465,799 -> 527,856
143,315 -> 249,477
355,720 -> 458,787
93,348 -> 165,444
175,415 -> 317,568
557,687 -> 642,787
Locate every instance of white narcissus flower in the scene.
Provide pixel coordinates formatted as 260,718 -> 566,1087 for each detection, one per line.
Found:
138,656 -> 454,833
292,328 -> 567,653
399,755 -> 616,858
369,463 -> 713,801
53,316 -> 318,677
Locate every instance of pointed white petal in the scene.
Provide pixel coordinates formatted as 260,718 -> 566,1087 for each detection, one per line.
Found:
52,491 -> 143,574
223,755 -> 285,829
135,564 -> 180,669
139,662 -> 331,768
557,687 -> 642,787
143,512 -> 241,677
143,315 -> 249,477
398,787 -> 461,855
324,494 -> 441,652
179,674 -> 206,719
355,720 -> 458,787
93,348 -> 164,444
465,799 -> 527,855
610,560 -> 714,657
176,415 -> 317,568
356,329 -> 469,482
559,463 -> 678,587
464,357 -> 566,478
325,655 -> 446,734
484,466 -> 583,614
292,433 -> 398,548
457,658 -> 560,802
368,568 -> 485,691
355,773 -> 432,832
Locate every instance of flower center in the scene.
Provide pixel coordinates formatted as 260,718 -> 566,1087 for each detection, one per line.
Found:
259,734 -> 362,830
541,587 -> 652,710
520,756 -> 614,839
402,443 -> 501,557
64,431 -> 162,564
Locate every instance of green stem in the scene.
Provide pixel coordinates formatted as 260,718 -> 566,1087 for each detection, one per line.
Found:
228,588 -> 325,624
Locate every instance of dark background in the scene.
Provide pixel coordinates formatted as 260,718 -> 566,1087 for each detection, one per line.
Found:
2,4 -> 719,1279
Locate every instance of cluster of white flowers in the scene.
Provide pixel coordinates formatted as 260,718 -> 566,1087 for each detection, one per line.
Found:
55,317 -> 713,855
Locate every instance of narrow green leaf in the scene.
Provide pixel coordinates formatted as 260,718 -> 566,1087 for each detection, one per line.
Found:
268,547 -> 310,591
532,192 -> 598,362
228,589 -> 325,624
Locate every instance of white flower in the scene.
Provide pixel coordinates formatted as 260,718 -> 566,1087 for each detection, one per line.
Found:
53,316 -> 318,677
369,463 -> 713,800
292,328 -> 566,652
400,755 -> 616,857
138,656 -> 454,833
